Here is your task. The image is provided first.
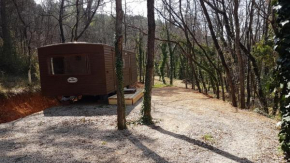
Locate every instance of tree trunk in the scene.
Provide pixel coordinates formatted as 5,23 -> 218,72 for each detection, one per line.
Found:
166,24 -> 174,85
190,61 -> 201,92
272,90 -> 279,116
141,0 -> 155,124
142,48 -> 146,83
73,0 -> 80,41
160,43 -> 167,84
234,0 -> 245,108
246,59 -> 251,108
138,34 -> 143,82
115,0 -> 126,130
28,45 -> 32,85
200,69 -> 207,94
59,0 -> 65,43
219,73 -> 225,101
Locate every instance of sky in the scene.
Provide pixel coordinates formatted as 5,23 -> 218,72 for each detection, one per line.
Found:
34,0 -> 147,17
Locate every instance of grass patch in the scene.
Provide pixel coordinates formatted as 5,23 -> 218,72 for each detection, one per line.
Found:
152,77 -> 174,88
153,83 -> 170,88
126,119 -> 161,126
202,134 -> 214,142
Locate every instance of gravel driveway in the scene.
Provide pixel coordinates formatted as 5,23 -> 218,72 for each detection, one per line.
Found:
0,87 -> 284,163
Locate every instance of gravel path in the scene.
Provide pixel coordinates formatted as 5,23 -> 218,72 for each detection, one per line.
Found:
0,86 -> 284,163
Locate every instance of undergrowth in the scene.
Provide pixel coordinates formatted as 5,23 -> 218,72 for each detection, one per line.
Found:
0,75 -> 40,99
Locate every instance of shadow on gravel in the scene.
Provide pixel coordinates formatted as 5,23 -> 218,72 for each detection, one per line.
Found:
2,153 -> 55,163
121,130 -> 169,163
150,125 -> 253,163
43,99 -> 142,117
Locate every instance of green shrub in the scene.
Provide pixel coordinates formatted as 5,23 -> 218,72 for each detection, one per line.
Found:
274,0 -> 290,160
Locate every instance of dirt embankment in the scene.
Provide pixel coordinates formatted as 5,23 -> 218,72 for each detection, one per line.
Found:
0,92 -> 58,123
0,82 -> 144,124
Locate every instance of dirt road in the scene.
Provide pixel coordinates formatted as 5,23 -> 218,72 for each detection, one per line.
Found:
0,86 -> 283,163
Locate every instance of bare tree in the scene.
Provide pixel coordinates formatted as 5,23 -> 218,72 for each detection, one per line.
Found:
72,0 -> 102,41
199,0 -> 238,107
204,0 -> 269,112
12,0 -> 37,84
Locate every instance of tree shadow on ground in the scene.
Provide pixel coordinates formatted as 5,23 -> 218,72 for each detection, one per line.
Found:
150,125 -> 253,163
47,125 -> 167,162
1,153 -> 57,163
43,99 -> 142,117
1,125 -> 129,162
1,119 -> 251,163
120,130 -> 169,163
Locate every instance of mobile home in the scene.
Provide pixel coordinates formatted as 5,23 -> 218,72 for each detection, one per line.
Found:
38,43 -> 137,96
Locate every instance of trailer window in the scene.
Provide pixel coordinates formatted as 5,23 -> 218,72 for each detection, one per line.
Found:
49,55 -> 90,75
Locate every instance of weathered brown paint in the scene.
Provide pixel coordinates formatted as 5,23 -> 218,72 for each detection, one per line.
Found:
38,43 -> 137,96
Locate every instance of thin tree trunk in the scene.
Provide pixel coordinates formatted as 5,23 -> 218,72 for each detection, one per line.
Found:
190,61 -> 200,91
142,48 -> 146,83
165,23 -> 174,85
160,43 -> 167,84
124,0 -> 127,47
219,73 -> 225,101
115,0 -> 126,130
191,67 -> 195,90
138,34 -> 143,82
141,0 -> 155,124
272,90 -> 279,116
200,69 -> 207,94
59,0 -> 65,43
73,0 -> 80,41
186,56 -> 191,89
247,59 -> 251,108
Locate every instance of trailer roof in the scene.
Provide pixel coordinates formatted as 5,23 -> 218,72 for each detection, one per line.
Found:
38,42 -> 107,48
38,42 -> 134,53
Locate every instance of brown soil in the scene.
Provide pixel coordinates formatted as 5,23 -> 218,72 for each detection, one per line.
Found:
0,92 -> 58,123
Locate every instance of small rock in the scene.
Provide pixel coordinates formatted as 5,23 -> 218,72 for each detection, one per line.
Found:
276,121 -> 282,130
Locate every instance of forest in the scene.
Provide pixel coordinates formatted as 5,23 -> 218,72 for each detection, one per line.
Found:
0,0 -> 290,162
